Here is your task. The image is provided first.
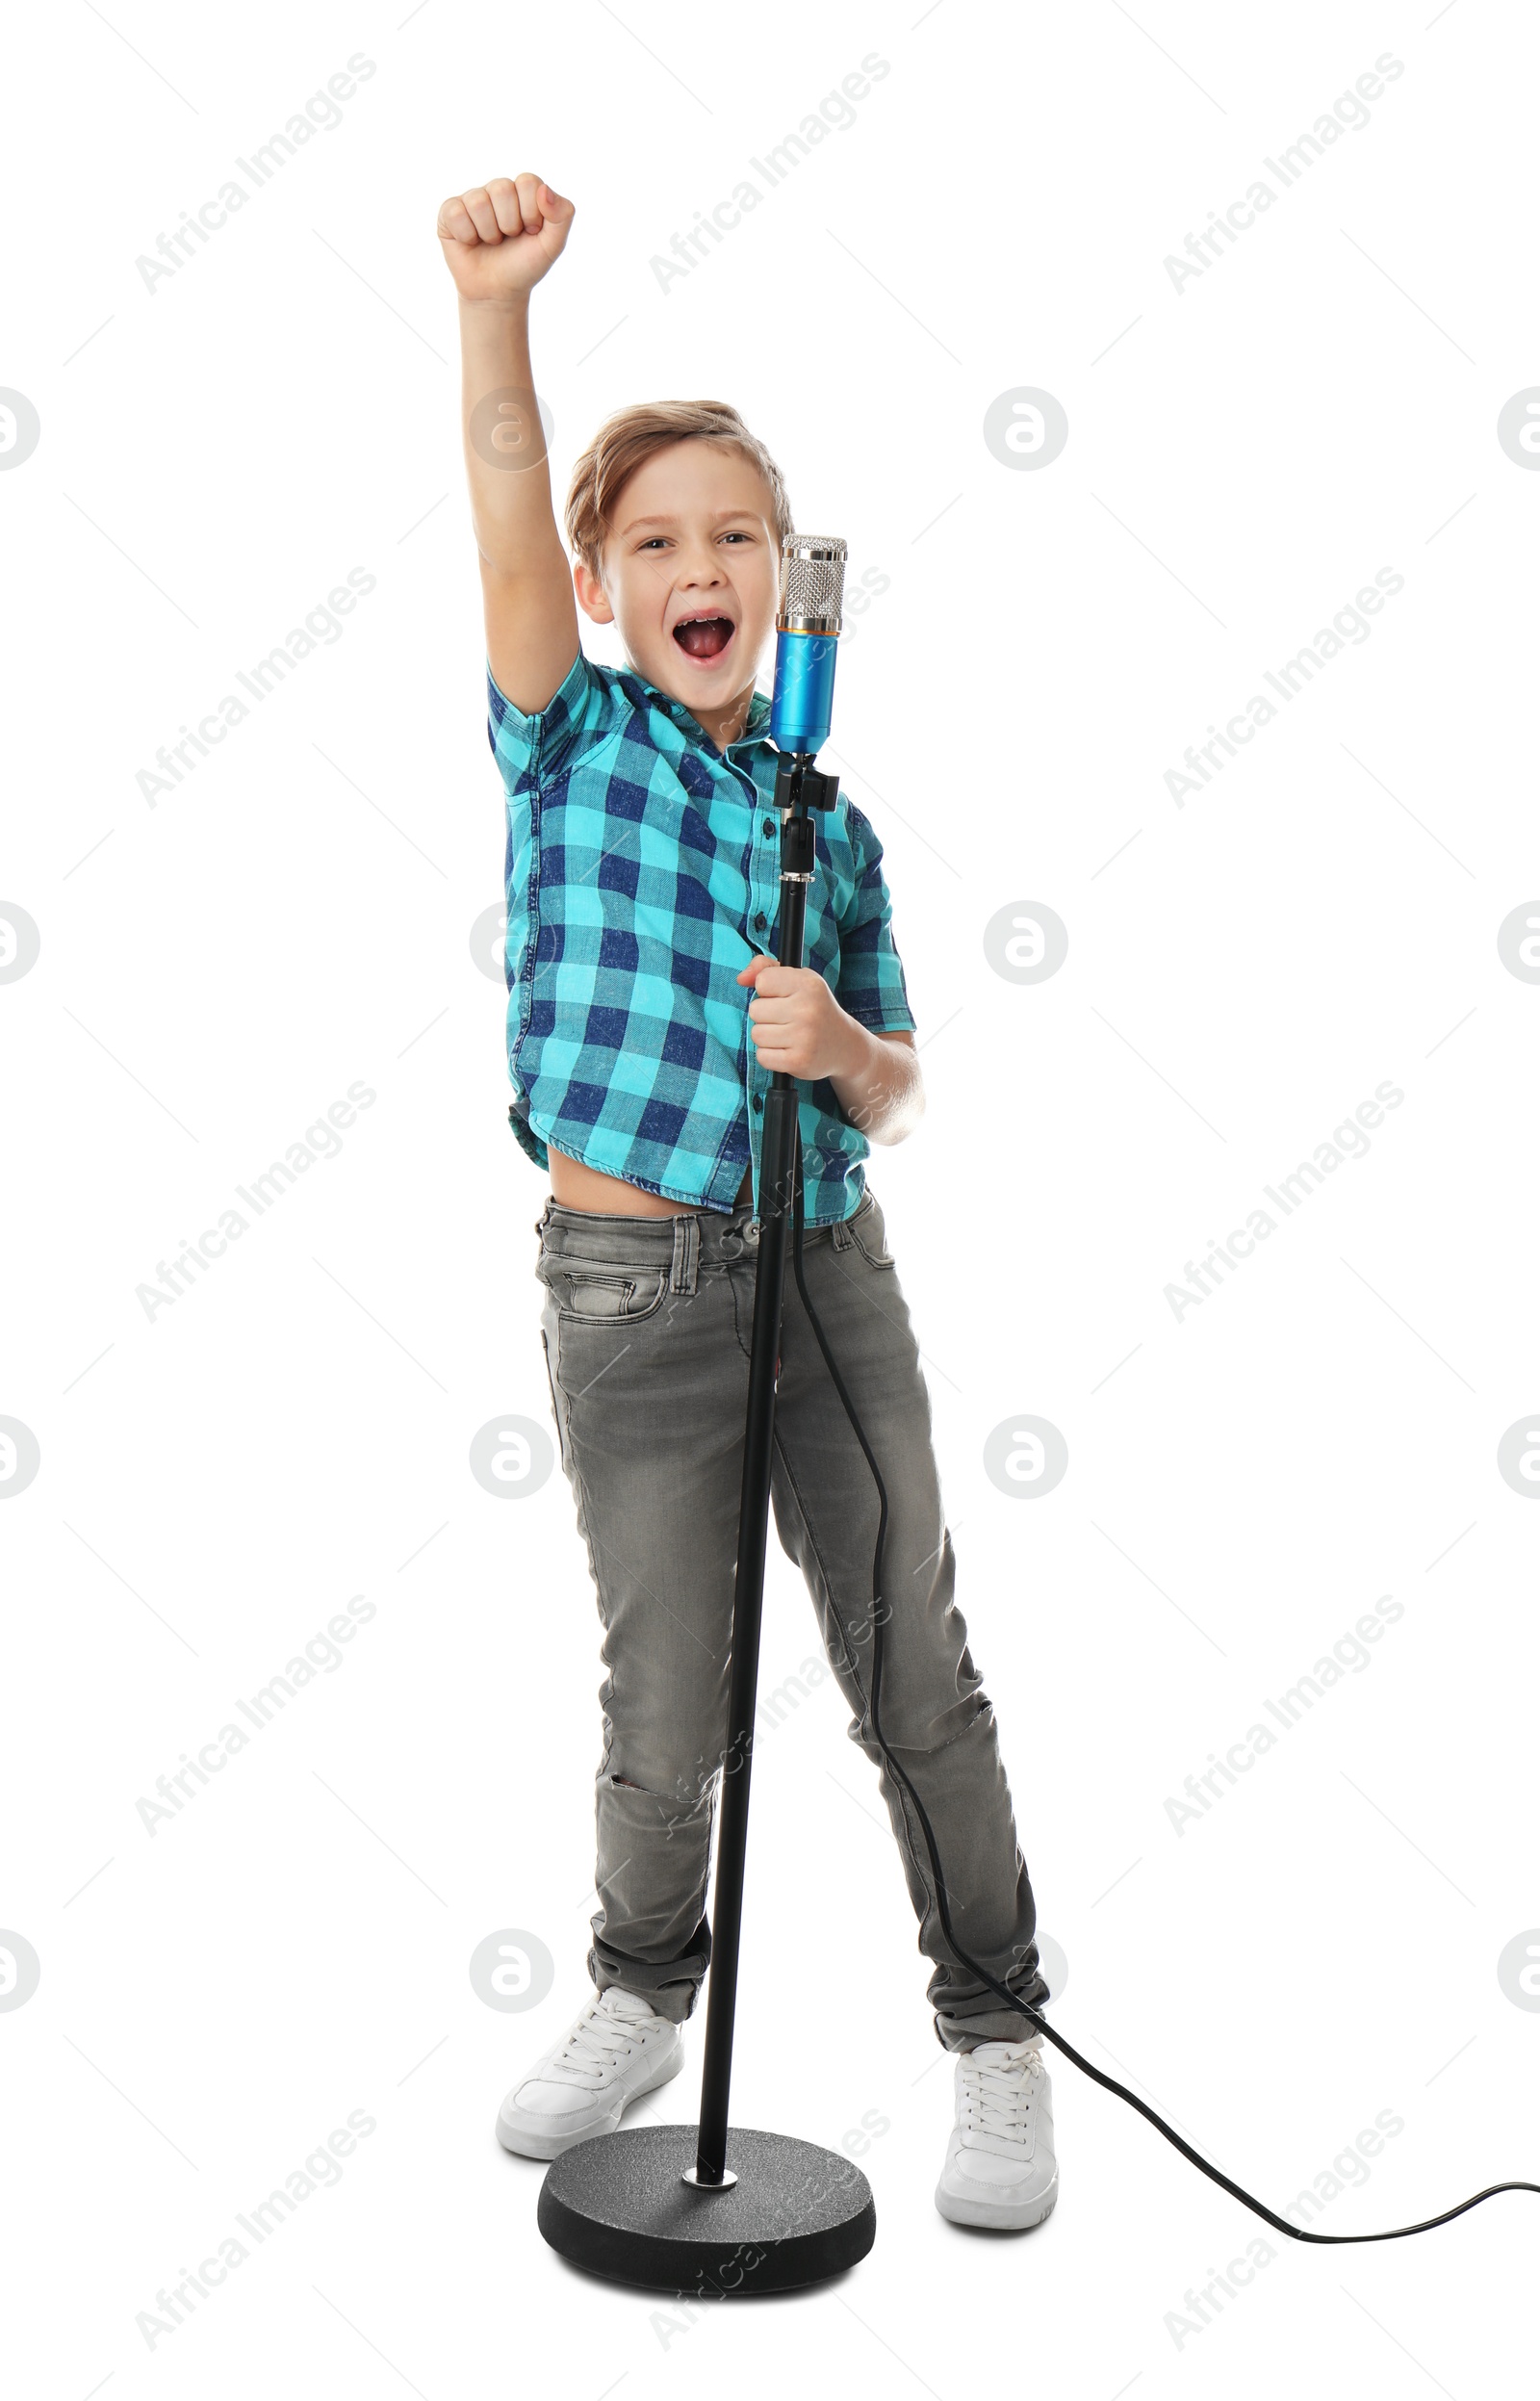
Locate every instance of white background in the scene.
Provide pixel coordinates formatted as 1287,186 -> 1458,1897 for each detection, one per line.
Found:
4,1 -> 1539,2393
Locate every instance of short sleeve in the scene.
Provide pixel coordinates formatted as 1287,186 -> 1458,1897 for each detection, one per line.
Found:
834,801 -> 917,1035
486,647 -> 620,798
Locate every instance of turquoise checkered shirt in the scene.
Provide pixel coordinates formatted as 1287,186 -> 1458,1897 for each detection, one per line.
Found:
489,648 -> 917,1226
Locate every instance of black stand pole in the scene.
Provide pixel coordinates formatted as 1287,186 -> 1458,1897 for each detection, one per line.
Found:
536,758 -> 877,2296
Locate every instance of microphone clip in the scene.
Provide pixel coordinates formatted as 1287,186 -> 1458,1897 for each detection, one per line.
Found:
772,757 -> 840,814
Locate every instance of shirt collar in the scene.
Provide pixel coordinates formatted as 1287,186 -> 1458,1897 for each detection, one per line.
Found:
623,670 -> 775,756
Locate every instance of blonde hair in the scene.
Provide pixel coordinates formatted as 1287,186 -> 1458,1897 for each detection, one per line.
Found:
564,400 -> 793,580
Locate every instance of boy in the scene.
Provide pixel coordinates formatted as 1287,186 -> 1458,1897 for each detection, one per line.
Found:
438,172 -> 1057,2233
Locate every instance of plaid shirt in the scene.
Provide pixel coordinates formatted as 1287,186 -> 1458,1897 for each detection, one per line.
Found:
488,648 -> 917,1226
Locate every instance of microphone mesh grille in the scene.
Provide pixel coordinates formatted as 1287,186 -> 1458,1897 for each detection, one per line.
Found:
780,534 -> 847,626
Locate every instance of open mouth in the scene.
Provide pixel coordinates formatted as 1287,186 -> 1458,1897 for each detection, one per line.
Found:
672,613 -> 735,662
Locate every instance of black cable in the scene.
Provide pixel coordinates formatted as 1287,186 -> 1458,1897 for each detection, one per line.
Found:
786,1120 -> 1539,2245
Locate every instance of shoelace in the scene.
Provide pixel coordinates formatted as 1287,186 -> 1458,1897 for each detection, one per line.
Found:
961,2046 -> 1045,2138
551,2006 -> 645,2084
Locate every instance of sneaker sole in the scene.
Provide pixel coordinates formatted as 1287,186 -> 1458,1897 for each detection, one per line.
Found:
496,2040 -> 684,2162
934,2167 -> 1059,2233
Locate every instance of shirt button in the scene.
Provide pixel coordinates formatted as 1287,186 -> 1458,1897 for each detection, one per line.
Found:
762,818 -> 774,837
754,913 -> 767,931
754,1095 -> 763,1112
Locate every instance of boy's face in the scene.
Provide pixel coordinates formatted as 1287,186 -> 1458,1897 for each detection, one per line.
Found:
574,440 -> 781,729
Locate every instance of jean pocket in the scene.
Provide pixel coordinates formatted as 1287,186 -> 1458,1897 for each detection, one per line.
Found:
548,1259 -> 672,1324
847,1198 -> 896,1272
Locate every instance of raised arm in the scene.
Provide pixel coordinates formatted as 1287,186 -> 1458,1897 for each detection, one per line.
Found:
437,172 -> 579,712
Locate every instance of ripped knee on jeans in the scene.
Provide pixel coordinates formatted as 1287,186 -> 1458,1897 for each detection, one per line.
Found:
603,1766 -> 715,1813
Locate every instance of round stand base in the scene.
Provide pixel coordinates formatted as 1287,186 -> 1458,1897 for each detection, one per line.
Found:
537,2125 -> 875,2295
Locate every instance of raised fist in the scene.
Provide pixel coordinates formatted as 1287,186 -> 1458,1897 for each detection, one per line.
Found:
436,174 -> 576,301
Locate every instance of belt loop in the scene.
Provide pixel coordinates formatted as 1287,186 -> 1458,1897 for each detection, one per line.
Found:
832,1215 -> 852,1252
671,1212 -> 699,1294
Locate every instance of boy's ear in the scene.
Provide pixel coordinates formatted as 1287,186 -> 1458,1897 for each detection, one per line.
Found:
573,558 -> 615,626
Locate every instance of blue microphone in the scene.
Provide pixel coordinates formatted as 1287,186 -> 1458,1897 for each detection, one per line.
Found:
769,534 -> 847,756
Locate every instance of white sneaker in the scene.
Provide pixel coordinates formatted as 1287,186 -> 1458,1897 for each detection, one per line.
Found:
496,1986 -> 685,2161
936,2033 -> 1058,2231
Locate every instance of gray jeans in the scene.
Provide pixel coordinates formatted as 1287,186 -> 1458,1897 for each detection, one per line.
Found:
533,1181 -> 1050,2052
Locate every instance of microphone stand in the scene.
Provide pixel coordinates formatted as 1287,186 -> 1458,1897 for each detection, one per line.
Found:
535,750 -> 878,2297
